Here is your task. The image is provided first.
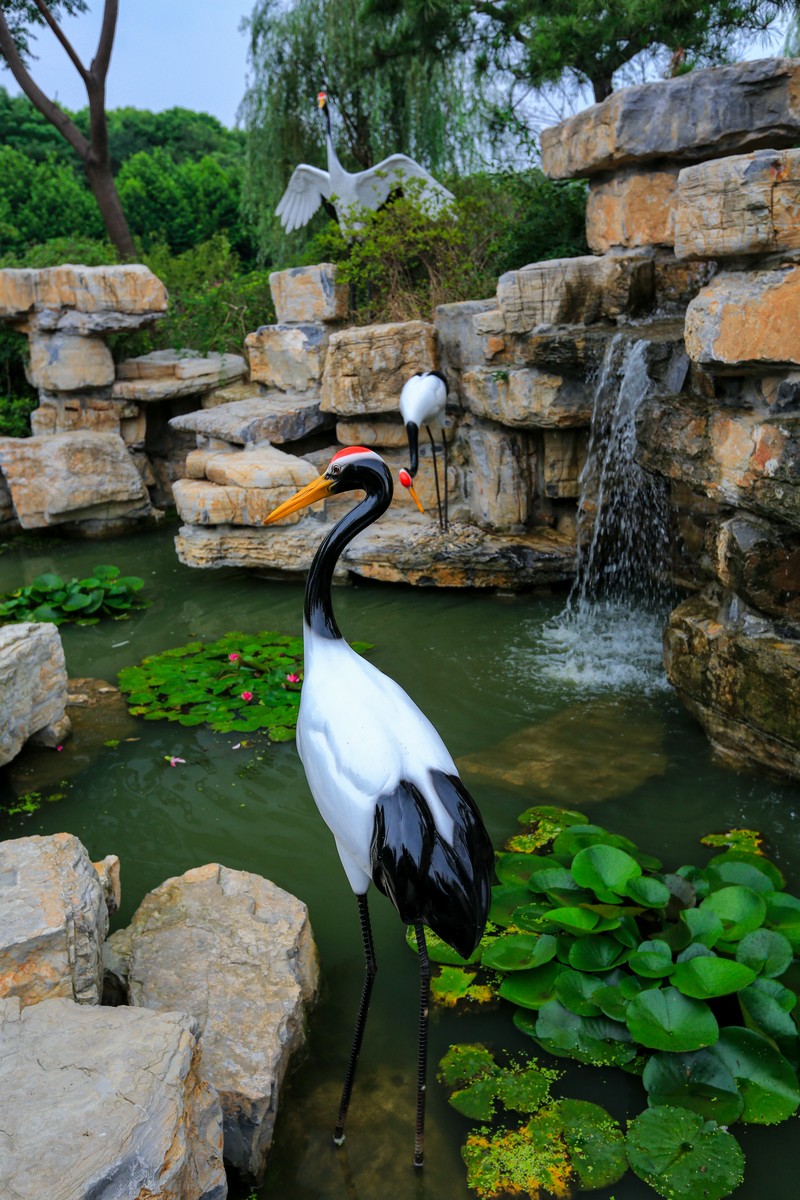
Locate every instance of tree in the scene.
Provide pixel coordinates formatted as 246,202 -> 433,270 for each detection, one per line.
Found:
240,0 -> 491,264
367,0 -> 792,104
0,0 -> 135,256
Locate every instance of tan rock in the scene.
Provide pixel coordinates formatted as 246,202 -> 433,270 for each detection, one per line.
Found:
203,444 -> 319,490
0,832 -> 108,1005
113,350 -> 246,401
587,166 -> 680,252
202,378 -> 260,408
170,391 -> 333,445
708,513 -> 800,621
460,366 -> 591,427
0,431 -> 151,529
270,262 -> 348,323
496,254 -> 654,334
0,264 -> 168,320
664,589 -> 800,779
675,148 -> 800,259
336,417 -> 409,448
540,57 -> 800,180
0,623 -> 68,767
434,298 -> 499,377
173,476 -> 320,526
29,396 -> 125,437
541,429 -> 589,499
685,267 -> 800,372
321,320 -> 438,415
28,331 -> 115,392
108,863 -> 319,1181
246,323 -> 330,392
175,519 -> 347,576
465,427 -> 533,530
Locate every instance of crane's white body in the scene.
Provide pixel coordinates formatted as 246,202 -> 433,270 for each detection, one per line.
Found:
297,626 -> 457,894
399,372 -> 447,433
276,99 -> 454,234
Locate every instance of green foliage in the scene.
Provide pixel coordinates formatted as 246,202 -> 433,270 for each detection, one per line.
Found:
422,812 -> 800,1200
0,146 -> 104,256
118,630 -> 367,739
0,565 -> 148,626
0,788 -> 66,819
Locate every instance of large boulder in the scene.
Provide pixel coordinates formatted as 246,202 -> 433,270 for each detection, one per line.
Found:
114,349 -> 247,402
663,589 -> 800,779
320,320 -> 438,415
245,324 -> 331,392
460,366 -> 591,428
685,267 -> 800,372
28,330 -> 115,392
707,513 -> 800,622
0,623 -> 68,767
496,254 -> 654,334
0,431 -> 152,530
586,166 -> 681,253
0,995 -> 226,1200
541,57 -> 800,179
107,863 -> 319,1182
0,264 -> 168,332
0,833 -> 108,1006
269,263 -> 348,324
169,392 -> 332,446
675,148 -> 800,260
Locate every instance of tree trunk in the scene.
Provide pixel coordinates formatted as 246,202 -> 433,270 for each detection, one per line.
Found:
592,76 -> 614,103
85,156 -> 136,259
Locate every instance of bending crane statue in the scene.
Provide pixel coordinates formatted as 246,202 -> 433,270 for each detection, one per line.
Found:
276,92 -> 455,234
265,446 -> 493,1167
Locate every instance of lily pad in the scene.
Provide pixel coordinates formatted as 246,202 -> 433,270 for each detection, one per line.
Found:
709,1027 -> 800,1124
671,956 -> 756,1000
482,932 -> 558,972
642,1049 -> 744,1124
431,965 -> 493,1008
489,884 -> 533,927
735,928 -> 794,978
626,986 -> 719,1052
438,1043 -> 498,1088
534,1000 -> 636,1067
738,981 -> 800,1063
571,844 -> 642,901
628,939 -> 674,979
680,906 -> 724,949
554,970 -> 605,1016
406,924 -> 483,966
499,961 -> 563,1010
626,1106 -> 745,1200
700,886 -> 767,942
567,934 -> 630,973
624,875 -> 671,908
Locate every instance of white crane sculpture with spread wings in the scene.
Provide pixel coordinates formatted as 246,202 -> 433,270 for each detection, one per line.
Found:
276,91 -> 454,234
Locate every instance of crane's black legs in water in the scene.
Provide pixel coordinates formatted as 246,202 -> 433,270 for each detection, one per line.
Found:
334,893 -> 377,1146
413,921 -> 430,1168
426,426 -> 447,532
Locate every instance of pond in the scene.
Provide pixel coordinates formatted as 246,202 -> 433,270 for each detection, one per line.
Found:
1,524 -> 798,1200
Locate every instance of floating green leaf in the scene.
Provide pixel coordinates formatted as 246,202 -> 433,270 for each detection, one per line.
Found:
431,965 -> 494,1009
626,1106 -> 745,1200
642,1049 -> 744,1124
628,940 -> 674,979
499,961 -> 563,1010
555,970 -> 605,1016
700,886 -> 767,942
0,564 -> 148,626
626,986 -> 719,1052
671,956 -> 756,1000
623,875 -> 671,908
489,884 -> 533,927
680,906 -> 724,949
738,981 -> 800,1062
438,1043 -> 498,1089
735,928 -> 794,978
571,844 -> 642,901
482,932 -> 558,972
567,934 -> 630,973
535,1000 -> 636,1067
709,1027 -> 800,1124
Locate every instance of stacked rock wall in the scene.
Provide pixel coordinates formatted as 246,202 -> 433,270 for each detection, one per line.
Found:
540,56 -> 800,780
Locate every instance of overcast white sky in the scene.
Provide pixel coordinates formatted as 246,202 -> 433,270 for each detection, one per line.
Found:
0,2 -> 792,131
2,1 -> 254,127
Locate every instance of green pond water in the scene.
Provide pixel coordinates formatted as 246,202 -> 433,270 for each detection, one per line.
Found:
1,524 -> 798,1200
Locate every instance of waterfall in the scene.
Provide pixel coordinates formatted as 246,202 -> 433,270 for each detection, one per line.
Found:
536,336 -> 675,694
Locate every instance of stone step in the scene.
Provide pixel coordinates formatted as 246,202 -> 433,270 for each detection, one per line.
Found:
169,391 -> 334,446
113,351 -> 246,402
176,510 -> 575,589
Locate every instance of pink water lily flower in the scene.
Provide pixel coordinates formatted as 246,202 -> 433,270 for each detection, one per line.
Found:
286,673 -> 300,683
228,652 -> 240,662
240,691 -> 254,702
168,756 -> 186,767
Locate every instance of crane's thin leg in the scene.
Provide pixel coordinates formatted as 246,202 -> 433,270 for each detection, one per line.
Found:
441,430 -> 449,532
413,921 -> 430,1169
426,426 -> 444,532
334,892 -> 376,1146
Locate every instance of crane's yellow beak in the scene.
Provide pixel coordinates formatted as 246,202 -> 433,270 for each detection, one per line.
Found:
264,474 -> 334,524
398,468 -> 425,514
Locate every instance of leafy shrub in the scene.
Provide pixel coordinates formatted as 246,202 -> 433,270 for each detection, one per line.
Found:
0,565 -> 148,625
420,806 -> 800,1200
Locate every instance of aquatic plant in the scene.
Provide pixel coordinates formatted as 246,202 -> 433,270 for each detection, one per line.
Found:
0,565 -> 148,625
118,630 -> 371,737
424,806 -> 800,1199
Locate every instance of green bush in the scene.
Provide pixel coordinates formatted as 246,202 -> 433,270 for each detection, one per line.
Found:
0,565 -> 148,625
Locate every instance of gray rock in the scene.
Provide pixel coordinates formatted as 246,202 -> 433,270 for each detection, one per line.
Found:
541,57 -> 800,179
434,298 -> 497,376
108,863 -> 319,1182
497,254 -> 654,333
0,623 -> 68,767
246,324 -> 331,392
169,393 -> 333,446
0,995 -> 226,1200
0,833 -> 108,1006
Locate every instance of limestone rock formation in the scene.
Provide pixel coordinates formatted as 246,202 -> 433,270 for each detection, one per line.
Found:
707,513 -> 800,622
586,166 -> 681,253
0,622 -> 68,767
246,324 -> 331,392
28,330 -> 115,391
107,863 -> 319,1182
113,349 -> 247,402
0,264 -> 168,329
0,431 -> 152,531
170,392 -> 332,446
496,254 -> 654,333
0,995 -> 226,1200
321,320 -> 438,415
460,366 -> 592,428
675,148 -> 800,260
540,57 -> 800,179
270,262 -> 348,324
664,590 -> 800,778
685,267 -> 800,372
0,833 -> 108,1006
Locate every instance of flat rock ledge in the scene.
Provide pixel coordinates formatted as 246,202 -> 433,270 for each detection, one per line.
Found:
0,995 -> 226,1200
107,863 -> 319,1183
176,511 -> 575,589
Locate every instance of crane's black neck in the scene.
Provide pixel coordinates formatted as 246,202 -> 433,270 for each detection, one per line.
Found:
305,460 -> 393,639
405,421 -> 420,476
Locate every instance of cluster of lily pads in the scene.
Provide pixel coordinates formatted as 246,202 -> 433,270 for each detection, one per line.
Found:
117,630 -> 370,738
418,806 -> 800,1200
0,565 -> 148,625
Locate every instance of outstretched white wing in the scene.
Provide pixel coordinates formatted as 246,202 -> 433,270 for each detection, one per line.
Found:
275,164 -> 332,233
353,154 -> 454,215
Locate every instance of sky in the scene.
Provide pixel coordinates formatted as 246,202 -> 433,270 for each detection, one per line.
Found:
1,1 -> 254,128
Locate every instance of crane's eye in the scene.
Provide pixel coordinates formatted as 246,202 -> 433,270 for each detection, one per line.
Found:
329,464 -> 341,477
